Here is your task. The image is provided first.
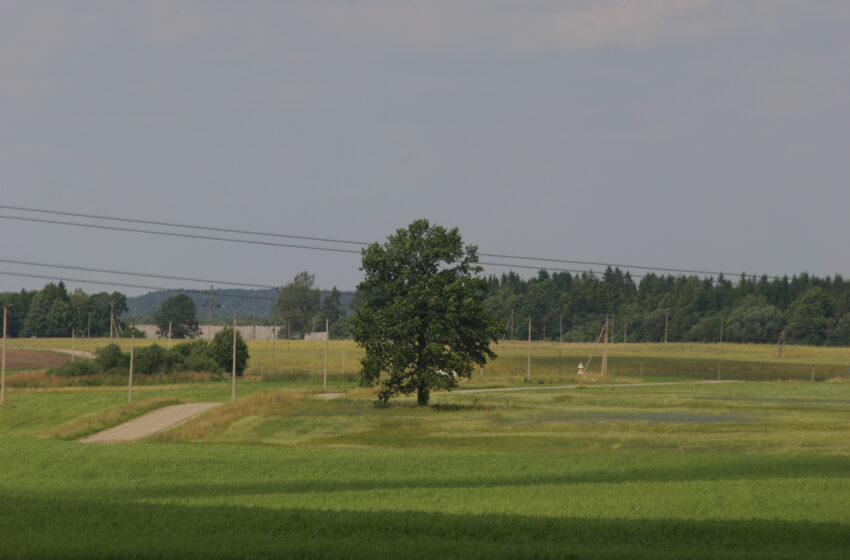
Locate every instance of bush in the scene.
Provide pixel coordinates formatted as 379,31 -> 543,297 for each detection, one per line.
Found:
210,327 -> 249,376
48,359 -> 98,377
95,344 -> 128,373
167,340 -> 219,373
134,344 -> 168,375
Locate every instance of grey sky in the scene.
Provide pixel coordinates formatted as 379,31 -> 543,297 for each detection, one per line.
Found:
2,1 -> 849,296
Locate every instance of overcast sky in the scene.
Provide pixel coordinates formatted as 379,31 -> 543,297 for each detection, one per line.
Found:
2,1 -> 849,296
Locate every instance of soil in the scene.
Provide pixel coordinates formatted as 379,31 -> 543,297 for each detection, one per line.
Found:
2,350 -> 70,370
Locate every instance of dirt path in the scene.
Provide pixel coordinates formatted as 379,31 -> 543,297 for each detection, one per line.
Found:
455,379 -> 742,394
51,349 -> 96,359
80,402 -> 221,443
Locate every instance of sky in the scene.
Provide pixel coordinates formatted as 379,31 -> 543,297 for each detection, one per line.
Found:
2,1 -> 849,297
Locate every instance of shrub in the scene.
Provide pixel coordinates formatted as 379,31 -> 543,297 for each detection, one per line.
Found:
95,344 -> 128,372
48,359 -> 98,377
134,344 -> 169,375
210,327 -> 249,376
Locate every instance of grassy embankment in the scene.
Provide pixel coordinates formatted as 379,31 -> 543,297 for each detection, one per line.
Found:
1,374 -> 849,558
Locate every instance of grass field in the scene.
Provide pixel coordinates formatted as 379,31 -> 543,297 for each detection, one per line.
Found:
7,337 -> 850,386
1,342 -> 850,558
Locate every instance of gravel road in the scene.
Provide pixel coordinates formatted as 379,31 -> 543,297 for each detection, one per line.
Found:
80,402 -> 221,443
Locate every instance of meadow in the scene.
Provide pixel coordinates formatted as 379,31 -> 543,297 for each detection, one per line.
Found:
1,341 -> 850,558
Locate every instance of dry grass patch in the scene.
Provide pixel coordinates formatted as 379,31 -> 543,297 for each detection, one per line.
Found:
151,390 -> 305,442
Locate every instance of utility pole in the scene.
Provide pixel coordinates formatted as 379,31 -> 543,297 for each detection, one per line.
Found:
287,319 -> 290,351
167,321 -> 173,347
610,316 -> 615,344
526,317 -> 531,382
664,312 -> 669,344
1,306 -> 7,406
71,328 -> 75,362
341,344 -> 346,376
778,330 -> 785,358
601,318 -> 609,376
110,303 -> 115,341
719,317 -> 724,344
624,322 -> 628,345
323,319 -> 329,389
208,286 -> 215,340
510,310 -> 515,341
128,326 -> 135,404
87,314 -> 91,339
558,313 -> 563,376
272,327 -> 276,373
231,316 -> 237,401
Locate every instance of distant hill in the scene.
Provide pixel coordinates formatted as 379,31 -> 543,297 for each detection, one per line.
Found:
126,288 -> 355,322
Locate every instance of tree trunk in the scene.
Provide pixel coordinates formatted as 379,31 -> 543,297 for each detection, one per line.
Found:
417,383 -> 430,406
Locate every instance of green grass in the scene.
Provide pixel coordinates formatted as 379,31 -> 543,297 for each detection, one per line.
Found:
2,346 -> 850,558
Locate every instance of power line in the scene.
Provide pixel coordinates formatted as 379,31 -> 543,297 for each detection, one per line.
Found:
0,271 -> 276,302
0,258 -> 280,290
0,204 -> 369,246
0,214 -> 363,255
0,204 -> 777,279
0,214 -> 623,278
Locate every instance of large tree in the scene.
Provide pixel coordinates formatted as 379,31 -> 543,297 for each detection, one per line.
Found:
155,294 -> 201,339
273,272 -> 321,336
350,220 -> 499,405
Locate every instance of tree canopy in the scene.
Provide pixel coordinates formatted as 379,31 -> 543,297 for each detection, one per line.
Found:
350,220 -> 499,405
272,272 -> 320,337
154,294 -> 201,339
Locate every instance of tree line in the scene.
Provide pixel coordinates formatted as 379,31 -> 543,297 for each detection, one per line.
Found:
0,282 -> 129,338
486,269 -> 850,346
5,267 -> 850,347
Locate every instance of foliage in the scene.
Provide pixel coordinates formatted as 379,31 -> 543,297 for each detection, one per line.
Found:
485,270 -> 850,346
210,327 -> 249,376
272,272 -> 321,336
95,343 -> 129,372
351,220 -> 500,405
154,294 -> 201,339
48,358 -> 98,377
319,286 -> 343,324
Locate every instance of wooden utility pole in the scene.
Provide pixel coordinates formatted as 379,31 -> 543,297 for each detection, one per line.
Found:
71,328 -> 75,362
624,323 -> 628,344
208,286 -> 215,340
87,314 -> 91,339
601,318 -> 609,376
110,303 -> 115,341
1,306 -> 7,406
558,313 -> 563,376
526,317 -> 531,382
341,345 -> 346,376
510,311 -> 515,341
167,321 -> 172,348
287,319 -> 290,351
272,327 -> 276,373
777,330 -> 785,358
231,317 -> 237,401
664,312 -> 669,343
128,327 -> 135,404
610,316 -> 615,344
323,319 -> 329,389
719,317 -> 725,344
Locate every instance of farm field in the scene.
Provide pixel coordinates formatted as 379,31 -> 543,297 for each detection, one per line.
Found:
1,363 -> 850,558
6,338 -> 850,387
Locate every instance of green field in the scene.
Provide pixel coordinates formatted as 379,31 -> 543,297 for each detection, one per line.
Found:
1,343 -> 850,558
